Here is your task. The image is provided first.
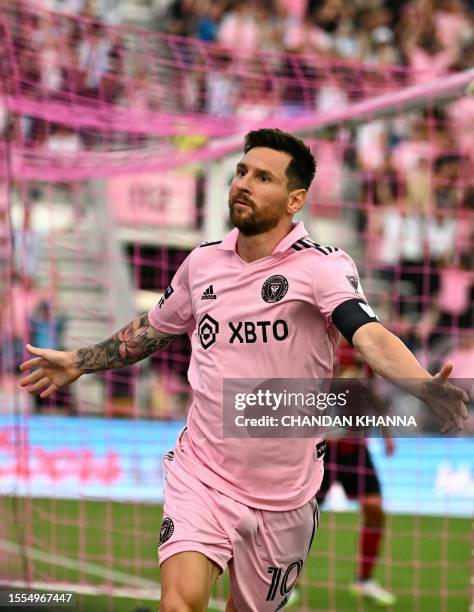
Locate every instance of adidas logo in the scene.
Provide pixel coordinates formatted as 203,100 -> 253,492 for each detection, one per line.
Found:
201,285 -> 217,300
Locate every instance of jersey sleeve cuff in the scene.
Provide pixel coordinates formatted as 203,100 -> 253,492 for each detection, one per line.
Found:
147,309 -> 181,335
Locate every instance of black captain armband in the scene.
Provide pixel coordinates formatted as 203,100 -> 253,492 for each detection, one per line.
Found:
331,299 -> 379,344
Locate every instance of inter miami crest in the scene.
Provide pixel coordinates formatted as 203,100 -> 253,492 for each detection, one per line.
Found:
159,518 -> 174,545
261,275 -> 289,303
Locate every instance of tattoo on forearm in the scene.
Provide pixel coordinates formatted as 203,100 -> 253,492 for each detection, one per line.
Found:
75,313 -> 177,373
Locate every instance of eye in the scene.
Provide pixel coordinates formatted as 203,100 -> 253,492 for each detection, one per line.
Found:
237,168 -> 246,177
259,174 -> 270,182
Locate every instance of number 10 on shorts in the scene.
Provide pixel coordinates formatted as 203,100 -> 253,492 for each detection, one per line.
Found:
266,560 -> 303,601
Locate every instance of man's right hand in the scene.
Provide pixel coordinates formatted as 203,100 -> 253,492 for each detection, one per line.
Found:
19,314 -> 178,399
19,344 -> 82,398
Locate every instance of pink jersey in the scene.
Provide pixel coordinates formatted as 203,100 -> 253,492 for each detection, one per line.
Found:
149,222 -> 366,510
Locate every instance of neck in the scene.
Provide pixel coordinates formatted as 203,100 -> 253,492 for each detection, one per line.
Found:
236,220 -> 294,263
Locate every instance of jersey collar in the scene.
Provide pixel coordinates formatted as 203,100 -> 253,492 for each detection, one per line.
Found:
217,221 -> 308,255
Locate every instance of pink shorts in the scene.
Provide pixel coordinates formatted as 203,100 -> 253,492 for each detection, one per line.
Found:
159,452 -> 319,611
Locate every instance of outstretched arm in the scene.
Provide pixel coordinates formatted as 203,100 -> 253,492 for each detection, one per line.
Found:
353,322 -> 469,432
353,322 -> 430,380
75,312 -> 177,372
20,313 -> 177,398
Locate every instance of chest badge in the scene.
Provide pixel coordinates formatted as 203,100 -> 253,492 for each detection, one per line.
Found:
261,275 -> 289,303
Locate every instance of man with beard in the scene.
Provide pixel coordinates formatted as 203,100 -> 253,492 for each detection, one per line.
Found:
19,129 -> 468,611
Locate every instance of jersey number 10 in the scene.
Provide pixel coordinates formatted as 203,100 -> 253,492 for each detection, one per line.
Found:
266,560 -> 303,601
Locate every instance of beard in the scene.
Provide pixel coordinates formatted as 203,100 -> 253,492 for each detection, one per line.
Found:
229,195 -> 286,236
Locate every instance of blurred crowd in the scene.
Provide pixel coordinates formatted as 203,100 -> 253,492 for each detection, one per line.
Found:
345,108 -> 473,360
165,0 -> 473,73
3,0 -> 473,124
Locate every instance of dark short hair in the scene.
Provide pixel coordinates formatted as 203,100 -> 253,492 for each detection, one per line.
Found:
244,128 -> 316,190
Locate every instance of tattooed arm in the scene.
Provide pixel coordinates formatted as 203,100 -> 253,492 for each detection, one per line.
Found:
75,312 -> 177,373
19,313 -> 177,398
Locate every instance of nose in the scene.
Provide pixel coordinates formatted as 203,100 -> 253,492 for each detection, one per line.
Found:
236,174 -> 251,193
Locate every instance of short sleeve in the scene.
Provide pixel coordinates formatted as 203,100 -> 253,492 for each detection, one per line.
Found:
313,250 -> 379,343
313,250 -> 364,317
148,255 -> 194,335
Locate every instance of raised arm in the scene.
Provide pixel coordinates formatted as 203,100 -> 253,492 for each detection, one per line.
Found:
19,313 -> 178,398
